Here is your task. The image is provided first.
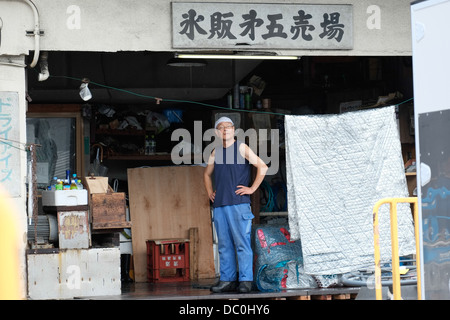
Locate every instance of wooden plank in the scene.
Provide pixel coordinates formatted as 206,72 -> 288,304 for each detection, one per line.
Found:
332,293 -> 351,300
92,221 -> 132,229
287,295 -> 311,300
127,166 -> 215,282
311,294 -> 332,300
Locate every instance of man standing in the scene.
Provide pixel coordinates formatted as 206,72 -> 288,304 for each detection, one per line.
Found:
204,116 -> 268,293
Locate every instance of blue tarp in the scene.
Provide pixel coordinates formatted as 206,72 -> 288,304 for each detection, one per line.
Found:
253,224 -> 324,292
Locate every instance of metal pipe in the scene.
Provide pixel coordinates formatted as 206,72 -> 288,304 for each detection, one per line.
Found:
1,1 -> 40,68
21,0 -> 40,68
412,199 -> 422,300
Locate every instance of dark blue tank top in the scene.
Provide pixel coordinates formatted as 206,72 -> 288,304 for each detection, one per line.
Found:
213,140 -> 251,208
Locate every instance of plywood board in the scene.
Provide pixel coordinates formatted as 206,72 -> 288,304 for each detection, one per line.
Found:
127,166 -> 215,282
27,248 -> 121,299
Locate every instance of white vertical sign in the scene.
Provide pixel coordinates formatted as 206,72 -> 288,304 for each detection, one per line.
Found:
411,0 -> 450,300
0,92 -> 20,197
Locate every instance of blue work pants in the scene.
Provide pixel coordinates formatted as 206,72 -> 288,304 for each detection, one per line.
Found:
214,203 -> 254,282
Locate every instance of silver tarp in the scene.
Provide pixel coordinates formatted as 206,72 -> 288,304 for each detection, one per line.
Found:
285,106 -> 416,275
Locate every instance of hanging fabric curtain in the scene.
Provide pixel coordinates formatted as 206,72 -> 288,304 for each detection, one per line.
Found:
284,106 -> 416,275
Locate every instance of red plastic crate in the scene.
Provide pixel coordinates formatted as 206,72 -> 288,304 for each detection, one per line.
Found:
146,239 -> 190,282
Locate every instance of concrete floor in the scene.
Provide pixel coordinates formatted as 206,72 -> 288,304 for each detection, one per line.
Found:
84,278 -> 361,300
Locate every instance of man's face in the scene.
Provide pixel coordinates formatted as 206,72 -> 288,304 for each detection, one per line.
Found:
216,122 -> 235,140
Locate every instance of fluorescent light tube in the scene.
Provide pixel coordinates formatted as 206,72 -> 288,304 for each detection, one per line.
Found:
176,53 -> 300,60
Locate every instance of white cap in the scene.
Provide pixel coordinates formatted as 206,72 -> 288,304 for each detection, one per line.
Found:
214,116 -> 234,129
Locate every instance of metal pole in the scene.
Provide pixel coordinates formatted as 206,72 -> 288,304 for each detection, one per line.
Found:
373,197 -> 421,300
373,199 -> 383,300
389,199 -> 401,300
412,200 -> 422,300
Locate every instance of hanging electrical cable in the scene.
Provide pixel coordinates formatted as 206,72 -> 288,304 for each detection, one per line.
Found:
33,70 -> 414,118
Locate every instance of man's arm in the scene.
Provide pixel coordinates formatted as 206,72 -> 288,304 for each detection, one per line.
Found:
204,150 -> 216,203
235,143 -> 268,196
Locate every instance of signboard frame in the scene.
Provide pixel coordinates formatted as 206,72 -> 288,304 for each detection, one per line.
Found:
172,2 -> 353,50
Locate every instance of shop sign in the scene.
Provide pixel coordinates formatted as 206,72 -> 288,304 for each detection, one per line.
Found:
172,2 -> 353,50
0,92 -> 20,197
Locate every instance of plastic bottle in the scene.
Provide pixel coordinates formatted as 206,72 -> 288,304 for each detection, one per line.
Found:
239,87 -> 245,109
245,90 -> 251,110
227,91 -> 233,108
63,179 -> 70,190
256,100 -> 262,109
233,84 -> 240,109
76,179 -> 84,190
50,177 -> 57,191
70,179 -> 78,190
66,170 -> 71,184
72,173 -> 80,188
55,179 -> 63,191
145,135 -> 150,155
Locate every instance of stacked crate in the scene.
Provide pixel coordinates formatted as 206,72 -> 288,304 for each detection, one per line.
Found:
146,239 -> 190,282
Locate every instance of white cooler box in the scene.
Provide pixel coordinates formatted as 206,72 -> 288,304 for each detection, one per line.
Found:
42,189 -> 88,207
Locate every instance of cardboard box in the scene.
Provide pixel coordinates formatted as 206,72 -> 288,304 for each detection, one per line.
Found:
82,176 -> 109,195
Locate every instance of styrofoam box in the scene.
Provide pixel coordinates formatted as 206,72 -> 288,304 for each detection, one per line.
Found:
42,189 -> 88,207
27,248 -> 121,299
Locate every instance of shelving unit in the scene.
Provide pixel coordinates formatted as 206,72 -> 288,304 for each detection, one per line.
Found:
95,128 -> 146,136
105,153 -> 172,161
94,127 -> 159,160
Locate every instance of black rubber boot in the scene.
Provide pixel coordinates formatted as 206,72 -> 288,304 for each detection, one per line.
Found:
121,254 -> 133,283
238,281 -> 252,293
210,281 -> 238,293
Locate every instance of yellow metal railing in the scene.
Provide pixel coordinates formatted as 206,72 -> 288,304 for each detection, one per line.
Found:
373,197 -> 421,300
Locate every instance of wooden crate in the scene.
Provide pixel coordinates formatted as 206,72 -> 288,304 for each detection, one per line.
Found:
146,239 -> 190,282
90,192 -> 132,229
